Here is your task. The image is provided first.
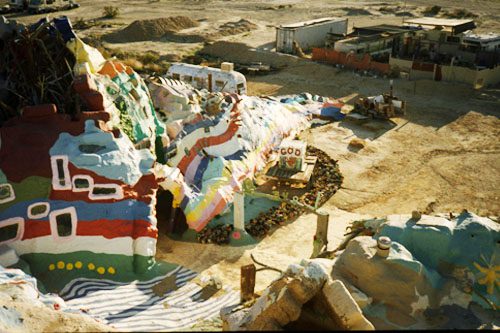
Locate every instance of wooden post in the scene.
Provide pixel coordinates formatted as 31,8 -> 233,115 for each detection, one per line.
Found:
241,264 -> 256,302
316,213 -> 329,245
311,213 -> 329,258
207,73 -> 213,92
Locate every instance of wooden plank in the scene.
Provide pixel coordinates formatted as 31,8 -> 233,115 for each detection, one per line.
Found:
241,264 -> 256,302
311,213 -> 329,258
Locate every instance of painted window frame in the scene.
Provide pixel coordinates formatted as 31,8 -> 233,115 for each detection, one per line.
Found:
72,175 -> 94,193
50,155 -> 72,190
0,217 -> 24,245
0,183 -> 15,204
49,207 -> 77,241
88,183 -> 124,201
27,202 -> 50,219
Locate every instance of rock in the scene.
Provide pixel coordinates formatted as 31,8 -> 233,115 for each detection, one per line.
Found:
334,236 -> 436,329
221,259 -> 331,331
0,246 -> 19,267
322,280 -> 375,330
342,281 -> 373,309
348,138 -> 365,151
221,304 -> 250,331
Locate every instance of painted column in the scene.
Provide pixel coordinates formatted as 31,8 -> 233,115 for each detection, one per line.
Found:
233,192 -> 245,231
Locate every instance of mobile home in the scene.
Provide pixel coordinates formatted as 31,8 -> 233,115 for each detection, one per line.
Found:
166,63 -> 247,95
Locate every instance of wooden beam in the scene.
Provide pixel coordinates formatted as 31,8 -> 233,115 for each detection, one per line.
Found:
241,264 -> 256,302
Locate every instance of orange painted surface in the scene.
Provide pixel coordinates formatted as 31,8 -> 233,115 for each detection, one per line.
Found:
312,48 -> 390,74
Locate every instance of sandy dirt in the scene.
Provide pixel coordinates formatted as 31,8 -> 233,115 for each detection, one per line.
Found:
0,290 -> 113,332
2,0 -> 499,331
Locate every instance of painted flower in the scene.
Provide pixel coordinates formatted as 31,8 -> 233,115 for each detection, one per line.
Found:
232,231 -> 241,240
473,254 -> 500,295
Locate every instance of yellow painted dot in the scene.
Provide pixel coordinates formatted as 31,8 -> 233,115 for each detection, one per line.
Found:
57,261 -> 65,269
48,264 -> 55,271
75,261 -> 83,269
97,267 -> 105,275
107,267 -> 116,275
88,263 -> 95,271
66,263 -> 73,270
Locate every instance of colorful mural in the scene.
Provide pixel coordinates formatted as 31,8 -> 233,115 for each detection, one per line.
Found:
158,91 -> 311,232
0,106 -> 169,290
0,17 -> 319,290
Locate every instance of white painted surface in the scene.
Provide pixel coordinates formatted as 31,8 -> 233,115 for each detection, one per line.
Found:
10,235 -> 156,257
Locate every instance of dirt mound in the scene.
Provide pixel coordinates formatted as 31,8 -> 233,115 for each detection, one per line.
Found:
340,7 -> 372,16
209,19 -> 257,39
104,16 -> 199,43
163,32 -> 207,43
395,11 -> 415,17
199,41 -> 300,68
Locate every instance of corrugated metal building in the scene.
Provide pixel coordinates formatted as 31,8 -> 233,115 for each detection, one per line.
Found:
276,17 -> 348,54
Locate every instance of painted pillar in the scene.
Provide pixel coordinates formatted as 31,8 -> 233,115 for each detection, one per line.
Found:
234,192 -> 245,231
231,192 -> 254,246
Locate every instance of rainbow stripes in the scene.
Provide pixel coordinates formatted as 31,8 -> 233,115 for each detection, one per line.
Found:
161,94 -> 310,231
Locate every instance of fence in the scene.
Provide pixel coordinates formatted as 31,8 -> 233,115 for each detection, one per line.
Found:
388,56 -> 500,88
312,48 -> 391,74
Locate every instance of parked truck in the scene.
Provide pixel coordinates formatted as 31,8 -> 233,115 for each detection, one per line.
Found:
28,0 -> 79,14
0,0 -> 79,14
0,0 -> 28,14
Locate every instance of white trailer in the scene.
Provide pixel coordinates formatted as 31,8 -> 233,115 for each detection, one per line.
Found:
166,63 -> 247,95
276,17 -> 348,54
462,32 -> 500,52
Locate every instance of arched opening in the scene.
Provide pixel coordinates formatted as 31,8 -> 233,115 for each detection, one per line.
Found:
155,189 -> 188,236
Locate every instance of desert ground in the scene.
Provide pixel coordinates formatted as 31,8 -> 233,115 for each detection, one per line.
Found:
2,0 -> 499,331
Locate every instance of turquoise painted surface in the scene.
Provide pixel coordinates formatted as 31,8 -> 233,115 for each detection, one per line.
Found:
209,196 -> 280,228
201,157 -> 225,186
50,120 -> 155,185
381,222 -> 454,270
379,212 -> 500,307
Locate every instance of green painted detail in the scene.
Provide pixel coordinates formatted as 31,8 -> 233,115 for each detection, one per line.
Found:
0,176 -> 51,213
10,258 -> 32,276
19,252 -> 177,293
115,97 -> 136,143
106,70 -> 166,159
229,230 -> 257,247
169,226 -> 258,247
0,169 -> 7,184
155,136 -> 166,164
134,254 -> 157,273
168,229 -> 199,243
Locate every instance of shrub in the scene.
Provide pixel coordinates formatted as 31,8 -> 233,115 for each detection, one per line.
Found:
103,6 -> 120,19
444,8 -> 478,19
138,52 -> 160,65
422,5 -> 441,16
